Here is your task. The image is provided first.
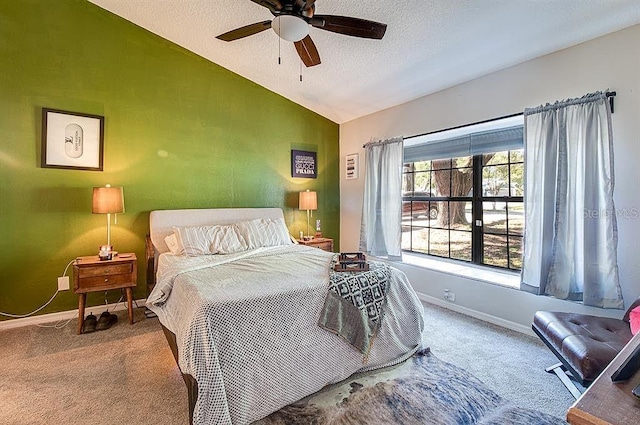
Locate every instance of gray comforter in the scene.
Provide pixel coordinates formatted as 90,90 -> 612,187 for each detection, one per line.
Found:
147,245 -> 424,425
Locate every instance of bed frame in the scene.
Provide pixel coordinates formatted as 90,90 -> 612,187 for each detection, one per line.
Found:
146,208 -> 287,424
146,235 -> 199,423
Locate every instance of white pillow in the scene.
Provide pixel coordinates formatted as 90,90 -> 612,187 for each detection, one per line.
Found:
164,233 -> 183,255
173,225 -> 248,256
234,218 -> 293,249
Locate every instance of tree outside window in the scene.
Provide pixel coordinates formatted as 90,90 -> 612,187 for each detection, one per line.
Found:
402,149 -> 524,271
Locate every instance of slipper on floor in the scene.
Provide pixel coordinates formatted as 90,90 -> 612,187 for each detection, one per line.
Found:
95,311 -> 118,331
82,314 -> 97,334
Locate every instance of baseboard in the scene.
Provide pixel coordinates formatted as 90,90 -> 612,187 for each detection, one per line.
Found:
416,292 -> 535,337
0,298 -> 147,331
3,293 -> 532,336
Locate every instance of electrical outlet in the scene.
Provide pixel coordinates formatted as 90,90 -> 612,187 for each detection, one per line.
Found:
57,276 -> 70,291
444,289 -> 455,302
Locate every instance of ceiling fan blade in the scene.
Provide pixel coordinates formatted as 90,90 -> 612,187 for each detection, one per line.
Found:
310,15 -> 387,39
250,0 -> 283,13
216,21 -> 272,42
294,35 -> 321,67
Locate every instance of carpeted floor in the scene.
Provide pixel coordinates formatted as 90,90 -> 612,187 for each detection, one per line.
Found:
0,302 -> 575,424
0,308 -> 188,425
421,303 -> 578,417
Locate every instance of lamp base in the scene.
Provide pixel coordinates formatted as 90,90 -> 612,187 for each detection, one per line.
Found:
98,245 -> 113,261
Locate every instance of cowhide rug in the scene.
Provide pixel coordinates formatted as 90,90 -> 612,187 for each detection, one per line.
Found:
255,348 -> 566,425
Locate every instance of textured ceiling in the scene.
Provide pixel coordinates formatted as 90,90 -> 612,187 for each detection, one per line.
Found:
89,0 -> 640,124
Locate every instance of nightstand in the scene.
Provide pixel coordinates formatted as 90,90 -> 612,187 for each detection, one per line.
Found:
297,237 -> 334,252
73,253 -> 137,334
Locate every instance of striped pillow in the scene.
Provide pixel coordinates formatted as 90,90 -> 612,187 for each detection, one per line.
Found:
173,225 -> 248,256
234,218 -> 293,250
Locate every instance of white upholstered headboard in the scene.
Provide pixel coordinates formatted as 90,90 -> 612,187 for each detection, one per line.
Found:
149,208 -> 286,255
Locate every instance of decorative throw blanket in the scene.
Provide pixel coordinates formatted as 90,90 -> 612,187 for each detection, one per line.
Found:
318,256 -> 392,360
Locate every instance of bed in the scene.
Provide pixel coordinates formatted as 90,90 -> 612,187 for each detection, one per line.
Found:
146,208 -> 425,425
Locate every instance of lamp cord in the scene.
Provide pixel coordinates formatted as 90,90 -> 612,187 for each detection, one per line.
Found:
0,259 -> 75,318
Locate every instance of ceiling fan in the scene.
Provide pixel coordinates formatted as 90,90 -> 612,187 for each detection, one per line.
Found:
216,0 -> 387,67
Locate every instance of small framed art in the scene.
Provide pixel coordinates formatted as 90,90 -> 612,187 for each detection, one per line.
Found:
41,108 -> 105,171
291,150 -> 317,179
345,153 -> 359,180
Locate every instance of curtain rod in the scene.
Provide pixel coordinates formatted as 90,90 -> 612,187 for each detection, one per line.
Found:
362,136 -> 403,149
526,90 -> 618,115
361,91 -> 618,149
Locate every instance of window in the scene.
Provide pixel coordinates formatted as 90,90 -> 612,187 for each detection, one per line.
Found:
402,116 -> 524,271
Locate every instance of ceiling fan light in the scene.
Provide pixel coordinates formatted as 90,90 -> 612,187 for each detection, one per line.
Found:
272,15 -> 309,42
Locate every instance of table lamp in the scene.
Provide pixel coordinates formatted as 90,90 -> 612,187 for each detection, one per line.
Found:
92,184 -> 124,259
299,190 -> 317,240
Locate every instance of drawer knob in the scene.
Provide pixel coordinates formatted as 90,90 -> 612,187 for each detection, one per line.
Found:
104,269 -> 110,273
104,278 -> 109,282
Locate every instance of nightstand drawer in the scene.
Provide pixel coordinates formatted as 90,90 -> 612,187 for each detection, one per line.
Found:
77,263 -> 132,278
78,273 -> 133,290
297,237 -> 334,252
313,241 -> 333,252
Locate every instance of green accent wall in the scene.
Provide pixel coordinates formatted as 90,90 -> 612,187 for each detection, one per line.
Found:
0,0 -> 339,320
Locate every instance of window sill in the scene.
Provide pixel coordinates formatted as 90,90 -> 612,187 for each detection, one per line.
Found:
400,252 -> 520,289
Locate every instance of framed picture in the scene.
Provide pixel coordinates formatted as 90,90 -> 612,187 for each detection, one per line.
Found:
345,153 -> 359,180
291,149 -> 317,179
41,108 -> 104,171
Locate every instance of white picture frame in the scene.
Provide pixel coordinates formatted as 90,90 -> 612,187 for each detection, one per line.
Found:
345,153 -> 359,180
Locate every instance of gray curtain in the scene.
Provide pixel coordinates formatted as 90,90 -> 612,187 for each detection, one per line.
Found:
359,137 -> 403,260
521,92 -> 623,309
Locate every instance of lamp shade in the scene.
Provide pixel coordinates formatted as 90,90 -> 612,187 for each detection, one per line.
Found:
92,186 -> 124,214
299,190 -> 317,211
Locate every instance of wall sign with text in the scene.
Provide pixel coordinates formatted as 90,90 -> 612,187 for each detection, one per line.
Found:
345,153 -> 359,180
291,150 -> 317,179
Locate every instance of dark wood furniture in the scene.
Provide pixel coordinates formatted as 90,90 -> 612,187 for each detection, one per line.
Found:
567,332 -> 640,424
144,236 -> 157,318
146,236 -> 197,424
73,253 -> 137,334
297,237 -> 333,252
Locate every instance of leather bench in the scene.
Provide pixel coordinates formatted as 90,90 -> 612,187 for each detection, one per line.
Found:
532,300 -> 640,398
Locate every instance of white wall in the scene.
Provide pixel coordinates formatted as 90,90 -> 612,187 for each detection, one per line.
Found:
340,25 -> 640,328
